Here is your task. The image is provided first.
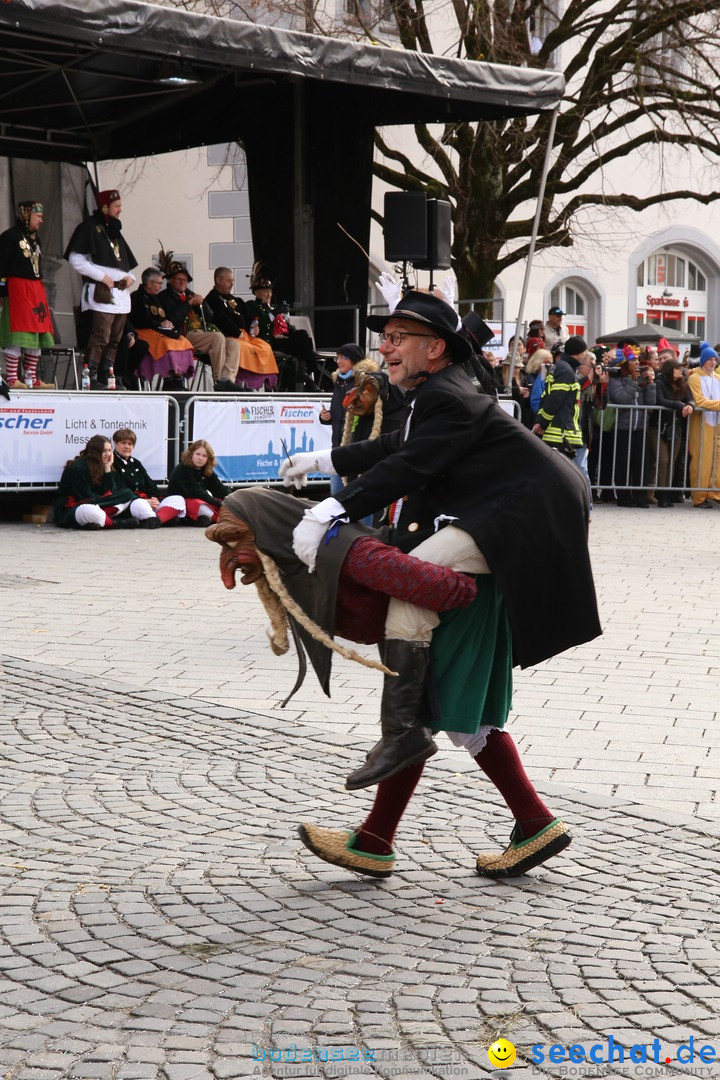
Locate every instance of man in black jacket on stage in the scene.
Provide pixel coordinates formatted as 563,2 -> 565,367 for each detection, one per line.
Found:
159,262 -> 239,391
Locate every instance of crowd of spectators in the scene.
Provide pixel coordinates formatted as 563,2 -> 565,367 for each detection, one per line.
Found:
4,197 -> 720,514
487,305 -> 720,509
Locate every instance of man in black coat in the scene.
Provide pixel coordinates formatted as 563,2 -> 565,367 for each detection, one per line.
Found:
204,267 -> 248,338
280,291 -> 601,879
158,262 -> 239,390
64,189 -> 137,387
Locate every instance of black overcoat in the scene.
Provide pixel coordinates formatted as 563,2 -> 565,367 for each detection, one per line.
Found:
332,363 -> 601,669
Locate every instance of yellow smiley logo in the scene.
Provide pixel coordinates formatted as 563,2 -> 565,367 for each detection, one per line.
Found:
487,1039 -> 517,1068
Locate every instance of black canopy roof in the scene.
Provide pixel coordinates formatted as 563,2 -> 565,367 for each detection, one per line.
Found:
0,0 -> 564,163
0,0 -> 565,345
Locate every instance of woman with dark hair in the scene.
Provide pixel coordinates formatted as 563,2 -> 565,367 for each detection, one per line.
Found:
167,439 -> 230,525
655,358 -> 693,507
54,435 -> 154,529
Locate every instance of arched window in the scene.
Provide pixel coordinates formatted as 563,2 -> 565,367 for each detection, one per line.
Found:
550,283 -> 586,337
636,249 -> 707,336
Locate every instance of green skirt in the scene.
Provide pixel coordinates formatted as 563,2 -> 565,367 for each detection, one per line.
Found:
430,576 -> 513,734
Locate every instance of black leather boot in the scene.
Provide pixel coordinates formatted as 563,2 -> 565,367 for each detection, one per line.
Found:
85,346 -> 105,390
345,639 -> 438,791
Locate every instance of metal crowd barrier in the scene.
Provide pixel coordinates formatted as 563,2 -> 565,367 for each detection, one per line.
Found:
591,403 -> 719,496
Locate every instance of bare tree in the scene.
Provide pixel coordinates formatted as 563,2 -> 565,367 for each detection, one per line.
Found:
162,0 -> 720,298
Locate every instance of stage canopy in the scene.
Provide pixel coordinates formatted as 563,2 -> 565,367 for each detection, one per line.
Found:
0,0 -> 565,337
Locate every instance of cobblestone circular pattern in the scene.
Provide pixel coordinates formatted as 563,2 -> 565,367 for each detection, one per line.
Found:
1,657 -> 720,1080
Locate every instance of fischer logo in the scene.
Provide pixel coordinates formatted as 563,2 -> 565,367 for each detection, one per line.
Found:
0,406 -> 55,432
240,403 -> 276,423
280,405 -> 316,423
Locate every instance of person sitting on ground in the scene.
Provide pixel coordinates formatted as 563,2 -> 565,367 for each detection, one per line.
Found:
167,439 -> 230,525
112,428 -> 186,526
158,260 -> 239,391
205,267 -> 278,391
130,268 -> 196,388
0,199 -> 55,390
245,262 -> 319,391
54,435 -> 159,530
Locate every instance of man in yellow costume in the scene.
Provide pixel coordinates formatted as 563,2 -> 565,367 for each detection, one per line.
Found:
687,343 -> 720,509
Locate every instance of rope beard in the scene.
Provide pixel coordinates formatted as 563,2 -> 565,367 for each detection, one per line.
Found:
256,551 -> 397,676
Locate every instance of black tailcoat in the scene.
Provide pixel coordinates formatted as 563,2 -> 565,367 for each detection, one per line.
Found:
333,363 -> 601,669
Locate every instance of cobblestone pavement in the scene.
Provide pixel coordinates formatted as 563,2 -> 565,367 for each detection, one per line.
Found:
1,504 -> 719,1079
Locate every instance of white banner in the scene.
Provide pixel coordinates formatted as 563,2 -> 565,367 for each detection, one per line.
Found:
190,395 -> 333,483
0,392 -> 171,485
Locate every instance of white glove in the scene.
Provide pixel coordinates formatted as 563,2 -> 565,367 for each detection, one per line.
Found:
441,273 -> 457,308
292,497 -> 348,573
279,448 -> 336,490
375,272 -> 402,313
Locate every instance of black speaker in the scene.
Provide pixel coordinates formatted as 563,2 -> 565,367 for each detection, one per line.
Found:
414,199 -> 452,271
383,192 -> 427,262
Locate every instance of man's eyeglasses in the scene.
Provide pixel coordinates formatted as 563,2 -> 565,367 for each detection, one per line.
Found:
379,331 -> 437,347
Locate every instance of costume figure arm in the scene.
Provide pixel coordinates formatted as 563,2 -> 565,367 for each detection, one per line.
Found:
334,390 -> 477,522
206,471 -> 231,503
68,251 -> 133,285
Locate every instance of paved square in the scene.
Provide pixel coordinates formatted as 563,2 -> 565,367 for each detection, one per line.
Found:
1,502 -> 719,1078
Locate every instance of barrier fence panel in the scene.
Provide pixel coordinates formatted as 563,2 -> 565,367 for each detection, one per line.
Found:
8,393 -> 715,501
185,392 -> 332,485
0,391 -> 180,493
592,403 -> 719,498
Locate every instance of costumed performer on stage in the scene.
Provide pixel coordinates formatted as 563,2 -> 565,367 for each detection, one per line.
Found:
0,200 -> 54,389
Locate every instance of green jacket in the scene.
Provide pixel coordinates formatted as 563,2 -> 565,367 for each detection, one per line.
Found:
54,460 -> 136,528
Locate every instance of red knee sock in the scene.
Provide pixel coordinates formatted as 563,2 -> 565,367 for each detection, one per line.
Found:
475,730 -> 555,841
355,761 -> 425,854
23,351 -> 39,385
156,505 -> 179,524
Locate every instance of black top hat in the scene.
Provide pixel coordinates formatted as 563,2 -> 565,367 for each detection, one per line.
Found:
461,311 -> 495,351
367,291 -> 471,362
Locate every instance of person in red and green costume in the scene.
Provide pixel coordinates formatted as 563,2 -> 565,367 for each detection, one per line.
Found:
0,200 -> 55,389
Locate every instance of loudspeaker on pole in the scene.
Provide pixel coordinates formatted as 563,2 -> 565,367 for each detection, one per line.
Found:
383,192 -> 427,263
413,199 -> 452,271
